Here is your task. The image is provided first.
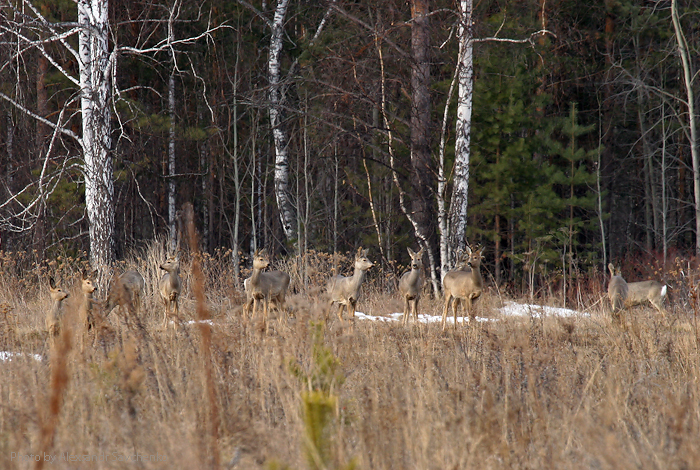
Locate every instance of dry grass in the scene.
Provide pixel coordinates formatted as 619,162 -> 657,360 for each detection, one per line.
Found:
1,244 -> 699,469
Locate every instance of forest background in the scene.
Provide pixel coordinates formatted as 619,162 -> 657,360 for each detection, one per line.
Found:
1,0 -> 699,297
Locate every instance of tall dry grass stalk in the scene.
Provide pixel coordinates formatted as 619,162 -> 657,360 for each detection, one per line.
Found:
1,245 -> 700,469
34,308 -> 73,470
184,203 -> 220,469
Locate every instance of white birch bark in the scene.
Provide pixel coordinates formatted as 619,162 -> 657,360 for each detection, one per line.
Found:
268,0 -> 297,241
671,0 -> 700,255
78,0 -> 115,271
446,0 -> 474,269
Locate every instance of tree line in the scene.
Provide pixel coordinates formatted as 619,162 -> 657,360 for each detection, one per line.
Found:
0,0 -> 698,295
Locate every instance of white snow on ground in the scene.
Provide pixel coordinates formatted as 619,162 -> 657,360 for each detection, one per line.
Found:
354,301 -> 588,324
0,351 -> 43,362
185,319 -> 217,326
498,301 -> 589,318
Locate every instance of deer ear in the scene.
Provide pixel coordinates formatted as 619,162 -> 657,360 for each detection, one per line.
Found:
407,247 -> 414,257
362,248 -> 369,257
49,277 -> 56,289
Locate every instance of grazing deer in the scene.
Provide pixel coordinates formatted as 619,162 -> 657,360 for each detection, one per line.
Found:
441,245 -> 484,330
327,247 -> 374,323
242,249 -> 291,327
399,247 -> 424,325
607,263 -> 628,317
46,277 -> 69,338
159,256 -> 182,329
626,279 -> 667,315
106,269 -> 146,322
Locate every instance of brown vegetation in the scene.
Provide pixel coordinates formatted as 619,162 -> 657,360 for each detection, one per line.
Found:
1,246 -> 699,469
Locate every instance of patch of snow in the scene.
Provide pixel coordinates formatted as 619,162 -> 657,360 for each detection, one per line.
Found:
352,301 -> 588,324
0,351 -> 43,362
498,301 -> 589,318
185,319 -> 217,326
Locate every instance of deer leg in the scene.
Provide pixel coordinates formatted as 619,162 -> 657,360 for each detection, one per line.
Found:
453,298 -> 459,329
337,303 -> 345,323
651,300 -> 666,317
403,297 -> 410,325
263,297 -> 269,332
349,300 -> 357,325
162,299 -> 169,329
441,296 -> 451,331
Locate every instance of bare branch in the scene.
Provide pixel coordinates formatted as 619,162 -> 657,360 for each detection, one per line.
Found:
474,29 -> 556,44
0,91 -> 81,143
331,4 -> 409,58
117,24 -> 231,56
236,0 -> 273,29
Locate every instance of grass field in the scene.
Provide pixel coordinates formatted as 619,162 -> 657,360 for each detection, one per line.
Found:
1,244 -> 699,469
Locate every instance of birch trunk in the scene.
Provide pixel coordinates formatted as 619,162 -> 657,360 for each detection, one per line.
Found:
268,0 -> 297,242
671,0 -> 700,255
78,0 -> 114,271
446,0 -> 474,268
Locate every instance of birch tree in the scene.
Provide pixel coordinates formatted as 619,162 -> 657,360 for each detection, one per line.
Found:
0,0 -> 116,273
0,0 -> 224,273
268,0 -> 296,242
239,0 -> 334,246
439,1 -> 552,274
79,0 -> 114,272
444,0 -> 474,271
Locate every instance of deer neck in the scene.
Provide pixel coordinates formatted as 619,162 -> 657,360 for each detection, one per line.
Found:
471,265 -> 483,287
351,266 -> 367,289
51,300 -> 62,317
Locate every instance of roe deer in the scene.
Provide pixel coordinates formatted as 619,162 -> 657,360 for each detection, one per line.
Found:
626,278 -> 667,315
76,270 -> 98,353
242,249 -> 291,327
106,269 -> 146,321
441,245 -> 484,330
327,247 -> 374,323
159,256 -> 182,328
46,277 -> 69,337
79,270 -> 98,331
399,247 -> 424,325
607,263 -> 628,317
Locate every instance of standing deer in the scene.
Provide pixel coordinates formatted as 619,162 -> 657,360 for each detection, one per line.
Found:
79,270 -> 98,331
242,249 -> 291,328
159,256 -> 182,329
607,263 -> 628,318
399,247 -> 424,325
77,270 -> 98,352
327,247 -> 374,324
106,269 -> 146,323
441,245 -> 484,330
46,277 -> 69,338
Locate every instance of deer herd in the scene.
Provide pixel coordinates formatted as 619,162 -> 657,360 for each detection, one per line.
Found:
43,244 -> 670,343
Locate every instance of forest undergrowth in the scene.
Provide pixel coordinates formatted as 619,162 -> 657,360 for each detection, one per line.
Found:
1,242 -> 699,469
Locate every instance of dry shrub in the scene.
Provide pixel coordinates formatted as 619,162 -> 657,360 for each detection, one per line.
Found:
1,248 -> 699,469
